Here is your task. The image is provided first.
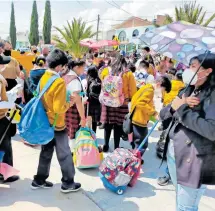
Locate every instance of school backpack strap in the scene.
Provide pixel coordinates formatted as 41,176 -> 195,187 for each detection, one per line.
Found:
36,74 -> 59,99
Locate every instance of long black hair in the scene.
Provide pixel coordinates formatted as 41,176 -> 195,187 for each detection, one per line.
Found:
68,59 -> 85,70
190,53 -> 215,95
87,65 -> 99,80
111,54 -> 127,75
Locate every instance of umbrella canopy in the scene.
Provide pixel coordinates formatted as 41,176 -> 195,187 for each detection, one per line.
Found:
139,21 -> 215,65
80,39 -> 119,49
90,40 -> 119,48
80,38 -> 97,48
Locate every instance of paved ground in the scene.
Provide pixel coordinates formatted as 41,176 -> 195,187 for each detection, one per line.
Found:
0,126 -> 215,211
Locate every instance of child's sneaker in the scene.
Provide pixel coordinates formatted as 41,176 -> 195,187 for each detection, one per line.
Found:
61,182 -> 81,193
157,175 -> 170,186
31,180 -> 53,190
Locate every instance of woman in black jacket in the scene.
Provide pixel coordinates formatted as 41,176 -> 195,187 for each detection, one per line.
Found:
160,52 -> 215,210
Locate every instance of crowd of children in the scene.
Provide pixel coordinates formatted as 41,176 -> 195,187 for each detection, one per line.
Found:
0,42 -> 187,196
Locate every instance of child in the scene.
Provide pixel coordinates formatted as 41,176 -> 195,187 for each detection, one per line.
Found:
130,76 -> 158,163
86,65 -> 101,133
163,69 -> 185,107
64,60 -> 87,140
29,56 -> 46,93
31,49 -> 81,193
135,60 -> 154,89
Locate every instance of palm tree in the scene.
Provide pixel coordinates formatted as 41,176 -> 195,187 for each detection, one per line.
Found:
165,1 -> 215,27
53,18 -> 97,58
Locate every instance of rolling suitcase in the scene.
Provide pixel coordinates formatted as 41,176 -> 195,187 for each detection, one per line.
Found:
99,121 -> 159,195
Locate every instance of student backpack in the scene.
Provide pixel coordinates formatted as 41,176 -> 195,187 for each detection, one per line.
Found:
99,67 -> 125,107
18,75 -> 59,145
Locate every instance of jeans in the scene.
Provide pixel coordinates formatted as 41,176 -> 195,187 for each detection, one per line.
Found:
167,140 -> 206,211
132,124 -> 148,155
34,129 -> 75,186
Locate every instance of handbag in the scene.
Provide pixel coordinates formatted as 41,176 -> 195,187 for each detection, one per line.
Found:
123,88 -> 151,135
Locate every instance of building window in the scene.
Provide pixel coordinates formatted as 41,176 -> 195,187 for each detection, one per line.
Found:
118,31 -> 126,42
132,29 -> 139,38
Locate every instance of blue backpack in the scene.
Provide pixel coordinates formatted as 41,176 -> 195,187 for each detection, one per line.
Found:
18,75 -> 59,145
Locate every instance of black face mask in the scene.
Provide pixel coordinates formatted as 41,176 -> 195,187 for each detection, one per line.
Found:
33,50 -> 37,54
4,50 -> 11,56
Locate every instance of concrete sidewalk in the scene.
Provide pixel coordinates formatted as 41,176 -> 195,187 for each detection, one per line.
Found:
0,127 -> 215,211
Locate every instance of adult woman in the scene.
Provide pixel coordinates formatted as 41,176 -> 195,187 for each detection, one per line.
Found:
100,55 -> 137,152
29,56 -> 46,93
86,65 -> 101,133
160,53 -> 215,210
65,60 -> 87,139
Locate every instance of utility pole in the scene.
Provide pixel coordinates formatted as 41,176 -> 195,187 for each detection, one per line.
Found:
96,14 -> 100,41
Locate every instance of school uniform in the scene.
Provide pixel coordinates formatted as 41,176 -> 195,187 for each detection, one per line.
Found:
101,70 -> 137,149
33,70 -> 75,186
131,83 -> 157,155
65,70 -> 86,139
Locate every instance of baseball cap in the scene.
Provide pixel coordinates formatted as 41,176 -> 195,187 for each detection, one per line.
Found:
0,55 -> 11,65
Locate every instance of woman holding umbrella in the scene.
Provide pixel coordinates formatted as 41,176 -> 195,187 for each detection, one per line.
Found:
160,52 -> 215,210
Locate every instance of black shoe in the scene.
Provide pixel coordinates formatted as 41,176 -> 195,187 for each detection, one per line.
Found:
61,182 -> 81,193
157,175 -> 170,186
99,123 -> 105,129
103,145 -> 109,152
31,180 -> 53,190
121,134 -> 128,141
4,175 -> 19,183
131,142 -> 135,150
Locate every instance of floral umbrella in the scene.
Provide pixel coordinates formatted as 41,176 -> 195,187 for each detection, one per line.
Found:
139,21 -> 215,65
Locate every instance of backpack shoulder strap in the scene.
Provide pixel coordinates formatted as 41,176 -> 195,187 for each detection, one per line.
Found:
37,75 -> 59,100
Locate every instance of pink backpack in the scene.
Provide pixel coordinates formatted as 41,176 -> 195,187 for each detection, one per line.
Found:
99,67 -> 125,107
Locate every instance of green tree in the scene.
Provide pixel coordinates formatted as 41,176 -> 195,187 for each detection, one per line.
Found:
10,2 -> 17,49
29,0 -> 39,45
53,18 -> 97,58
43,0 -> 52,44
165,1 -> 215,26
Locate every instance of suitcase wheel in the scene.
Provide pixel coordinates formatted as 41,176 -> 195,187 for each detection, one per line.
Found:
117,189 -> 124,195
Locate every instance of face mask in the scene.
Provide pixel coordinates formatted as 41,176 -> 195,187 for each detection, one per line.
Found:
33,50 -> 37,54
86,61 -> 92,66
4,50 -> 11,56
182,69 -> 198,85
43,54 -> 48,58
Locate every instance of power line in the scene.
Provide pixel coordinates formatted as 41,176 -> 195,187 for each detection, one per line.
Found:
76,0 -> 87,9
104,0 -> 152,22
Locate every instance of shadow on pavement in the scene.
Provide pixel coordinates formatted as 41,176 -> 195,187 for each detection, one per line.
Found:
85,180 -> 156,211
0,178 -> 92,211
204,188 -> 215,199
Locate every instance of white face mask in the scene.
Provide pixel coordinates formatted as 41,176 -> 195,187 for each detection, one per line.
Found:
182,69 -> 198,85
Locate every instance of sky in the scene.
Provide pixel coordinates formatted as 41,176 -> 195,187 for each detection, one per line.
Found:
0,0 -> 215,38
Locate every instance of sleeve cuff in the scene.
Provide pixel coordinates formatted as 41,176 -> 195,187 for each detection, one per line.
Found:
173,104 -> 189,121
